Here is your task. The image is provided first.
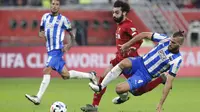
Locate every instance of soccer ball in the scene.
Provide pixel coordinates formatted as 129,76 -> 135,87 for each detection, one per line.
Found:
50,101 -> 67,112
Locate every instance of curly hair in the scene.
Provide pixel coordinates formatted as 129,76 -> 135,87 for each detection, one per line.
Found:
113,0 -> 130,13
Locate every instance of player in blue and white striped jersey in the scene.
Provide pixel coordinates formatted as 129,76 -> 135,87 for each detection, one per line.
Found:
89,31 -> 185,112
40,12 -> 72,52
25,0 -> 97,105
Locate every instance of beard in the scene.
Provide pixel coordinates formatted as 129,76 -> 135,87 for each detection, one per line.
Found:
168,45 -> 179,53
51,9 -> 58,15
113,14 -> 124,23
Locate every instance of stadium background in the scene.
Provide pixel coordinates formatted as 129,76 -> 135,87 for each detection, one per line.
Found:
0,0 -> 200,112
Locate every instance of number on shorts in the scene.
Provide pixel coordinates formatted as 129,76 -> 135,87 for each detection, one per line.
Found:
46,56 -> 52,66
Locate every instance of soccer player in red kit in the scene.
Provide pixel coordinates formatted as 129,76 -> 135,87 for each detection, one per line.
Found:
81,1 -> 166,111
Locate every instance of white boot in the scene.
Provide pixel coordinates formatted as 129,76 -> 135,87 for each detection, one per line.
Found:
25,94 -> 41,105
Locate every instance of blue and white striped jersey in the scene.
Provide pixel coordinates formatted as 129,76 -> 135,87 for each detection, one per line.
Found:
142,33 -> 182,77
40,13 -> 72,52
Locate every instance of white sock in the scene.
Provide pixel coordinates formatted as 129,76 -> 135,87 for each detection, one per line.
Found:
69,70 -> 92,79
36,74 -> 50,100
119,92 -> 129,101
101,64 -> 122,89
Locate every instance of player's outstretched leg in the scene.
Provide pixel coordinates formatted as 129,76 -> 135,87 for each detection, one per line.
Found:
80,77 -> 107,112
89,71 -> 98,85
92,77 -> 107,106
62,69 -> 98,85
81,65 -> 114,112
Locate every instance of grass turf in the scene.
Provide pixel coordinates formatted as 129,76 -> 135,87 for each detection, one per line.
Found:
0,78 -> 199,112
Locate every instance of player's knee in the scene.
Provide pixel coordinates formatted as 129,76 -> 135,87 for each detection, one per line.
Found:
116,85 -> 124,94
61,74 -> 70,80
119,58 -> 132,69
61,71 -> 70,80
61,75 -> 69,80
43,67 -> 52,74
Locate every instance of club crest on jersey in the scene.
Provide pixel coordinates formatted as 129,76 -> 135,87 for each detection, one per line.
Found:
46,23 -> 54,29
158,50 -> 167,60
131,28 -> 136,32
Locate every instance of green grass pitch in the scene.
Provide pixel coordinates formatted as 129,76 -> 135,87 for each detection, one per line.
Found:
0,78 -> 199,112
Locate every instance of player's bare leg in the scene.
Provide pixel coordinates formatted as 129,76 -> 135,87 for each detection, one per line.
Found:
112,81 -> 130,104
25,67 -> 52,105
92,65 -> 113,105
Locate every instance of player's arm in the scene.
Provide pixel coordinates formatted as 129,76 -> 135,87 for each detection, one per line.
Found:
65,30 -> 75,50
157,74 -> 174,112
38,14 -> 48,39
120,32 -> 153,53
157,59 -> 182,112
38,26 -> 45,39
62,17 -> 74,52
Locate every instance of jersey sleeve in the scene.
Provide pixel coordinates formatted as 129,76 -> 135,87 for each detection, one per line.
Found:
62,17 -> 72,31
124,25 -> 138,38
124,24 -> 142,49
40,13 -> 49,27
151,33 -> 169,42
168,57 -> 182,77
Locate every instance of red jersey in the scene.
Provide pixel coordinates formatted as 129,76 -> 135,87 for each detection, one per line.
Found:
115,18 -> 142,59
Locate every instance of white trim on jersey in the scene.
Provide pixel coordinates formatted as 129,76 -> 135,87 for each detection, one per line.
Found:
132,32 -> 136,36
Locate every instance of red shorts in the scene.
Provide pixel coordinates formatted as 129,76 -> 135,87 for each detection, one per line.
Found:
110,56 -> 123,67
110,56 -> 132,79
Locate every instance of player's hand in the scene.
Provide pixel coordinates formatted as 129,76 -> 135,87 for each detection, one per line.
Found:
129,47 -> 136,51
156,103 -> 163,112
127,47 -> 136,55
119,44 -> 129,54
39,31 -> 46,39
119,44 -> 136,56
62,44 -> 72,52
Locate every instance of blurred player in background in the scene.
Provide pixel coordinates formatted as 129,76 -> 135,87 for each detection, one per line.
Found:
89,31 -> 185,112
81,0 -> 166,111
25,0 -> 97,105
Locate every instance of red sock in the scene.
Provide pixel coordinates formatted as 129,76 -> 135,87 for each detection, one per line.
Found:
135,76 -> 163,96
92,77 -> 107,106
